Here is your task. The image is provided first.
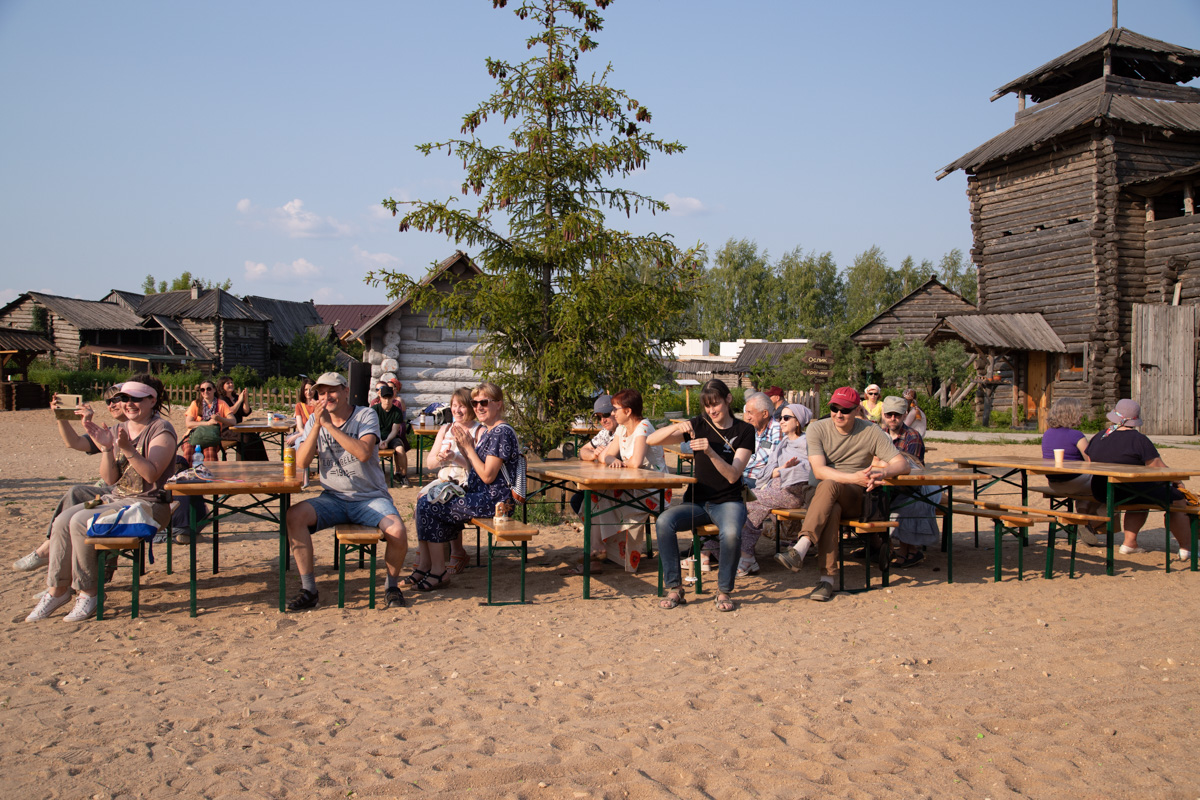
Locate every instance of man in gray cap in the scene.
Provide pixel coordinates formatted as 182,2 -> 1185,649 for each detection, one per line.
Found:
579,394 -> 618,462
285,372 -> 409,611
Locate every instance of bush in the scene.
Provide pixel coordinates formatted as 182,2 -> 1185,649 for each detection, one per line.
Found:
227,364 -> 263,388
952,401 -> 976,429
27,360 -> 126,399
156,369 -> 205,389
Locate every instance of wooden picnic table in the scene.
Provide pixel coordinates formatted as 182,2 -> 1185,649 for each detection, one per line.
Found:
166,461 -> 305,615
526,462 -> 694,599
947,455 -> 1200,575
884,468 -> 992,584
227,418 -> 295,458
664,445 -> 694,477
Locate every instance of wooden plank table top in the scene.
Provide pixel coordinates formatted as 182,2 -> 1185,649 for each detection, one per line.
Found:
167,461 -> 304,495
527,462 -> 695,491
947,455 -> 1200,483
570,426 -> 601,437
227,418 -> 296,434
886,469 -> 992,486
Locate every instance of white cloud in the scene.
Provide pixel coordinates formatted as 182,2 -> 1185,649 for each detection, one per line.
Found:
235,197 -> 354,238
243,260 -> 268,280
352,245 -> 400,267
243,258 -> 320,282
312,286 -> 345,303
663,192 -> 707,217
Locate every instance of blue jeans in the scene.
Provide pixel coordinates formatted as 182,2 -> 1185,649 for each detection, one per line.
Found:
656,500 -> 747,594
305,492 -> 400,533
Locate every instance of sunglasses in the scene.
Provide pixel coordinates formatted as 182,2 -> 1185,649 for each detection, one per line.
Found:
883,412 -> 903,418
200,386 -> 216,392
123,395 -> 153,404
594,412 -> 611,419
829,405 -> 856,415
105,398 -> 123,406
471,398 -> 491,408
866,392 -> 880,396
780,414 -> 796,421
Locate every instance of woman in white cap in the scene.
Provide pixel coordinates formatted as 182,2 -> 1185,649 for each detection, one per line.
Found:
735,403 -> 813,576
861,385 -> 883,425
27,375 -> 178,622
1086,399 -> 1193,559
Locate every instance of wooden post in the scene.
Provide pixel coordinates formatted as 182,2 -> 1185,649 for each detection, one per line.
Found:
1184,184 -> 1194,216
1018,91 -> 1026,112
1112,0 -> 1118,29
1146,197 -> 1156,222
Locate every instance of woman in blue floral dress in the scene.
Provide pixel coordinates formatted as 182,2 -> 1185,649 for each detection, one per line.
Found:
411,382 -> 520,591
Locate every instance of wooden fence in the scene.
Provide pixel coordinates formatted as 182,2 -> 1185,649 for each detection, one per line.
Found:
93,384 -> 302,411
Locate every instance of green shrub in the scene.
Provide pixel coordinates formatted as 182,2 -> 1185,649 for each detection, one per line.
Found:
952,402 -> 976,429
156,369 -> 204,389
228,364 -> 263,388
27,361 -> 126,399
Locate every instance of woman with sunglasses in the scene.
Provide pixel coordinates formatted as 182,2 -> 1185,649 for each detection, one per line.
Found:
184,380 -> 234,462
27,375 -> 178,622
13,386 -> 128,574
411,382 -> 521,592
861,384 -> 883,425
646,379 -> 755,612
736,403 -> 814,577
218,375 -> 268,461
421,387 -> 484,574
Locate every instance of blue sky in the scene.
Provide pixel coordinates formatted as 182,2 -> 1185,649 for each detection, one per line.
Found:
2,0 -> 1199,306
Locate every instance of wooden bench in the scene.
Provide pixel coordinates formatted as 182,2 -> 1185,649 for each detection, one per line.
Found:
965,498 -> 1110,579
765,509 -> 899,592
378,448 -> 396,487
952,505 -> 1055,581
91,502 -> 172,619
333,525 -> 384,609
471,517 -> 539,605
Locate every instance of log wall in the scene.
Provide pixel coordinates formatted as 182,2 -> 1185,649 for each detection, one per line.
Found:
852,284 -> 975,350
0,297 -> 85,367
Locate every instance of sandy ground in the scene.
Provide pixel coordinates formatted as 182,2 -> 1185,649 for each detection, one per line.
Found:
2,406 -> 1200,799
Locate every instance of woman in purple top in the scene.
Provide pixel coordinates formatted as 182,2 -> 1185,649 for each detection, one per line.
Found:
1040,398 -> 1104,542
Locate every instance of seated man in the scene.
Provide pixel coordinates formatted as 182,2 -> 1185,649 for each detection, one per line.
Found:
374,383 -> 410,488
741,391 -> 782,490
881,395 -> 924,464
774,386 -> 910,601
765,386 -> 786,421
569,394 -> 619,516
880,395 -> 938,568
285,372 -> 409,611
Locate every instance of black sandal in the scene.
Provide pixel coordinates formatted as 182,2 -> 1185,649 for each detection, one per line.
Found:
414,570 -> 450,592
401,567 -> 429,586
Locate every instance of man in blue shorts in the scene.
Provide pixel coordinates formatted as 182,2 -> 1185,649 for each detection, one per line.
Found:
285,372 -> 409,611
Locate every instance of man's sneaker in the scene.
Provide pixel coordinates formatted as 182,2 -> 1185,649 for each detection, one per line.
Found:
399,478 -> 413,489
385,586 -> 406,609
1177,548 -> 1192,562
809,581 -> 835,602
153,531 -> 168,544
12,551 -> 47,572
63,594 -> 98,622
286,589 -> 319,612
25,591 -> 71,622
774,547 -> 804,573
735,557 -> 760,578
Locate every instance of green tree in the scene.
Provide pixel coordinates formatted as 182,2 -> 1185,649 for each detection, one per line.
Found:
282,330 -> 336,378
691,238 -> 775,342
141,271 -> 233,294
872,335 -> 934,394
843,245 -> 902,331
895,255 -> 932,297
933,340 -> 974,398
373,0 -> 701,456
938,248 -> 977,305
776,247 -> 843,336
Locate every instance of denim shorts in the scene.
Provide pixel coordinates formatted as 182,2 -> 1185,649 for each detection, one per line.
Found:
305,492 -> 400,533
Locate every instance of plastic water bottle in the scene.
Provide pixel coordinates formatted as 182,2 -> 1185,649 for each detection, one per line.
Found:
192,445 -> 203,470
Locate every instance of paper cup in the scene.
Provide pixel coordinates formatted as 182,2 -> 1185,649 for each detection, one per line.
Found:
1053,449 -> 1065,468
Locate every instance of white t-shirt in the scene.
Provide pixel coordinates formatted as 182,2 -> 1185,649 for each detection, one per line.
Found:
615,419 -> 666,472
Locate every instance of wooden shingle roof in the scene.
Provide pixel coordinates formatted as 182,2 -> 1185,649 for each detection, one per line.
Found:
145,314 -> 215,361
924,313 -> 1067,353
134,288 -> 271,322
0,329 -> 56,353
731,342 -> 809,372
851,277 -> 975,350
243,296 -> 325,345
992,28 -> 1200,104
19,292 -> 146,330
314,304 -> 387,336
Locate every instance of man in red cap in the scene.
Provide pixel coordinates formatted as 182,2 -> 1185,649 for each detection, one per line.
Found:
765,386 -> 786,421
774,386 -> 910,601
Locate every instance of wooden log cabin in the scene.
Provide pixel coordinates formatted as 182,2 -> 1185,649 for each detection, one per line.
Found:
938,27 -> 1200,433
0,292 -> 158,369
850,277 -> 976,352
352,251 -> 485,411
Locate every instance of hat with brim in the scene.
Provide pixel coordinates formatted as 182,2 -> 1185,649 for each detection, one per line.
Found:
882,395 -> 907,416
1106,398 -> 1142,427
314,372 -> 348,388
118,380 -> 157,399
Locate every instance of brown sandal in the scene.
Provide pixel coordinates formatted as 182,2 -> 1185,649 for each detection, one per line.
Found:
446,552 -> 469,575
659,589 -> 687,609
714,593 -> 735,612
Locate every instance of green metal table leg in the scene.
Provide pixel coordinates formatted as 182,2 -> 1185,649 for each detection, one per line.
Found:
338,543 -> 347,608
131,548 -> 141,619
1106,482 -> 1116,576
369,544 -> 378,609
993,520 -> 1003,582
945,485 -> 954,584
97,552 -> 108,621
582,490 -> 592,600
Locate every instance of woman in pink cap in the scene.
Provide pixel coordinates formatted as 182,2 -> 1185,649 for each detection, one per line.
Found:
26,375 -> 178,623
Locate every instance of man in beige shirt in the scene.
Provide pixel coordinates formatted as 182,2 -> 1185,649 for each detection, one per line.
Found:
775,386 -> 910,601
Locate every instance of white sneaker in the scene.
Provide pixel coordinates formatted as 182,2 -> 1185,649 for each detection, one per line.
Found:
12,551 -> 48,571
1119,544 -> 1148,555
1177,549 -> 1192,562
62,594 -> 97,622
25,591 -> 71,622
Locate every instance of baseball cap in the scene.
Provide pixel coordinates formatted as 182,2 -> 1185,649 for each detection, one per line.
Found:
593,394 -> 614,414
882,395 -> 907,416
314,372 -> 348,388
829,386 -> 860,409
379,384 -> 394,398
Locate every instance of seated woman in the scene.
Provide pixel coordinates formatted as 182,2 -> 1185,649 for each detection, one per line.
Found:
420,387 -> 484,575
286,378 -> 318,448
646,379 -> 754,613
861,385 -> 883,425
13,386 -> 127,573
26,376 -> 178,622
218,375 -> 267,460
411,382 -> 520,592
1041,397 -> 1104,545
1087,399 -> 1193,560
184,380 -> 233,462
567,389 -> 670,572
736,403 -> 813,577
